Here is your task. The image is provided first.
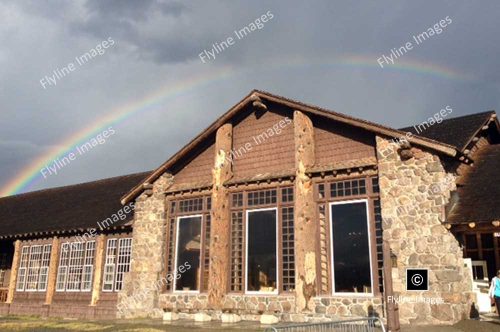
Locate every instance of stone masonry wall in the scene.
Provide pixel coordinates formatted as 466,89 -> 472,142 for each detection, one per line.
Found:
376,136 -> 474,325
117,173 -> 173,318
159,293 -> 383,323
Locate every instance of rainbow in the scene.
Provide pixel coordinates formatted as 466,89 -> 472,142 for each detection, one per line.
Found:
0,56 -> 473,197
336,54 -> 471,81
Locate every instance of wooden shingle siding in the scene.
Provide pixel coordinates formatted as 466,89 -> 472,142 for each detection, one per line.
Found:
232,110 -> 295,180
173,143 -> 215,186
314,118 -> 376,166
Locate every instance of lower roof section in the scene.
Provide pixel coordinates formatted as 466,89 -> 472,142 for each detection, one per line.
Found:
0,171 -> 150,238
448,144 -> 500,225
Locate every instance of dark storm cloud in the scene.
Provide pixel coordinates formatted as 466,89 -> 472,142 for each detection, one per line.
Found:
83,0 -> 187,21
69,0 -> 196,63
1,0 -> 500,195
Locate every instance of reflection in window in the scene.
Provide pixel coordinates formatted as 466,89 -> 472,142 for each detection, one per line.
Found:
330,201 -> 372,294
175,216 -> 202,292
246,209 -> 277,293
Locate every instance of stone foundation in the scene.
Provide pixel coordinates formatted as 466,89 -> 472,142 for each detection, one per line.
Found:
158,293 -> 384,323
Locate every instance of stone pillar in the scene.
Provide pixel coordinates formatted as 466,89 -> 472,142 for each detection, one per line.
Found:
376,136 -> 474,325
90,234 -> 106,306
293,111 -> 318,312
6,240 -> 21,304
45,237 -> 60,305
117,173 -> 172,318
208,123 -> 233,309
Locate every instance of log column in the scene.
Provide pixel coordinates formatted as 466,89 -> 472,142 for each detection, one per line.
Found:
6,240 -> 21,304
208,123 -> 233,308
293,110 -> 318,312
90,234 -> 106,306
44,236 -> 60,305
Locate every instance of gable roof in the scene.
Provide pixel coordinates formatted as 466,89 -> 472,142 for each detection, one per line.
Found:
0,171 -> 150,238
121,89 -> 462,204
447,144 -> 500,224
400,111 -> 497,151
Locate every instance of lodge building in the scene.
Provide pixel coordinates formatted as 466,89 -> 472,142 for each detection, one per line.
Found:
0,90 -> 498,325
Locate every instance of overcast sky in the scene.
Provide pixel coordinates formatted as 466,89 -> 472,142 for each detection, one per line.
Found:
1,0 -> 499,195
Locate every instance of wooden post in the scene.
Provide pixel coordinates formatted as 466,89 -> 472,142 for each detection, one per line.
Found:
208,123 -> 233,308
6,240 -> 21,304
383,241 -> 400,332
90,235 -> 106,306
293,111 -> 318,312
45,237 -> 60,305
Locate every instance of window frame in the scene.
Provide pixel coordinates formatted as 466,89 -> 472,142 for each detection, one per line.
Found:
56,243 -> 70,292
16,246 -> 30,292
173,214 -> 203,294
228,186 -> 295,294
315,176 -> 382,296
37,244 -> 52,291
166,195 -> 211,293
244,207 -> 279,295
102,238 -> 117,292
25,245 -> 43,292
16,244 -> 52,292
82,241 -> 96,291
66,242 -> 85,292
329,198 -> 374,297
115,238 -> 132,291
55,241 -> 96,292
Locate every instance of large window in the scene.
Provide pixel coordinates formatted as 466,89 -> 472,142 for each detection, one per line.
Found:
229,187 -> 294,294
16,244 -> 52,292
330,200 -> 373,295
56,241 -> 96,292
103,238 -> 132,292
246,208 -> 278,294
315,177 -> 381,295
166,196 -> 211,292
174,215 -> 202,292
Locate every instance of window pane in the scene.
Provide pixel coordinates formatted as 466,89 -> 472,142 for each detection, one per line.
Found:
16,247 -> 30,291
103,239 -> 117,291
483,250 -> 496,280
38,244 -> 52,291
56,243 -> 70,291
481,233 -> 494,249
115,238 -> 132,291
175,216 -> 202,291
246,209 -> 277,293
26,245 -> 42,291
466,234 -> 478,249
331,202 -> 372,293
67,243 -> 84,291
